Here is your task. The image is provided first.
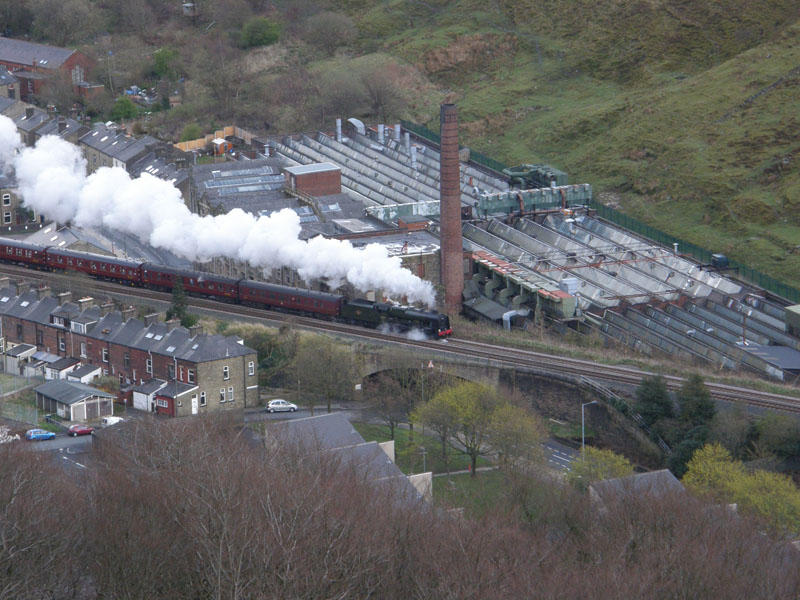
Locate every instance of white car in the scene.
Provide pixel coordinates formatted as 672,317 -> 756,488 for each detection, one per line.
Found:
266,399 -> 298,413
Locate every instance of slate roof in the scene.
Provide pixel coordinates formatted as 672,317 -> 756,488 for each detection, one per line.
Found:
68,364 -> 102,378
6,343 -> 35,357
79,125 -> 158,165
35,380 -> 114,405
35,116 -> 88,140
267,413 -> 366,450
0,289 -> 256,364
741,344 -> 800,372
132,379 -> 166,395
48,356 -> 80,370
156,381 -> 197,399
0,67 -> 17,85
0,38 -> 76,69
128,152 -> 190,187
14,108 -> 48,133
0,96 -> 18,115
590,469 -> 685,505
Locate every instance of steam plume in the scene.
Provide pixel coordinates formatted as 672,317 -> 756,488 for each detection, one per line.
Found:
0,116 -> 435,305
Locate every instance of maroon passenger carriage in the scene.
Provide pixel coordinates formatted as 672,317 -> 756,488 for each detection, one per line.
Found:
238,280 -> 344,317
0,239 -> 48,268
141,264 -> 239,301
45,248 -> 142,284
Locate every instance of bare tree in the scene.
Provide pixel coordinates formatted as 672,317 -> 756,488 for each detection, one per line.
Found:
292,334 -> 358,413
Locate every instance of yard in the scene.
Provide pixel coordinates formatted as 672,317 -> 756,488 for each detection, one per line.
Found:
352,422 -> 493,475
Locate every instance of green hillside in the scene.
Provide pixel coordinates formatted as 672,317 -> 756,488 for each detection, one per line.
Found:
349,0 -> 800,283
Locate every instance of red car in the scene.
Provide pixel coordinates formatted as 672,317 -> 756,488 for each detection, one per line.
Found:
68,424 -> 95,437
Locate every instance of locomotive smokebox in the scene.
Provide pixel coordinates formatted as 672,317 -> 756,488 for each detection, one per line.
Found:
439,103 -> 464,315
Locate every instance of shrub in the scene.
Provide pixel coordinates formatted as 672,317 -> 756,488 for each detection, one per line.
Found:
240,17 -> 280,49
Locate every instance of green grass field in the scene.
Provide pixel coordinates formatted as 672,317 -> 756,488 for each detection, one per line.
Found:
432,470 -> 508,516
348,1 -> 800,286
352,422 -> 492,475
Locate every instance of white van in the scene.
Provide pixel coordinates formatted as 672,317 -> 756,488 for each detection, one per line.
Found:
101,416 -> 124,427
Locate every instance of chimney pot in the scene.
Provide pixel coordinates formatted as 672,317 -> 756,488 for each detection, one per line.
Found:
57,291 -> 72,305
77,296 -> 94,311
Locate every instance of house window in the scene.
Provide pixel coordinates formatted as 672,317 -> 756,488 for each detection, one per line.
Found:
102,348 -> 108,363
58,337 -> 65,352
103,369 -> 108,376
146,358 -> 152,374
200,392 -> 206,406
156,398 -> 168,408
15,324 -> 21,338
223,366 -> 229,380
3,213 -> 9,224
177,399 -> 182,407
219,388 -> 225,403
2,194 -> 9,206
228,387 -> 234,402
248,361 -> 255,376
36,330 -> 43,346
123,353 -> 130,368
80,342 -> 87,358
168,364 -> 175,379
188,369 -> 195,383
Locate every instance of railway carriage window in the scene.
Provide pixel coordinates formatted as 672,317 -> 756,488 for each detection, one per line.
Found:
110,266 -> 116,272
218,284 -> 223,291
17,249 -> 22,256
67,259 -> 73,266
189,279 -> 194,285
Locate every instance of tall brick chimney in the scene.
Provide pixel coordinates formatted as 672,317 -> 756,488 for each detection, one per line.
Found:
439,104 -> 463,314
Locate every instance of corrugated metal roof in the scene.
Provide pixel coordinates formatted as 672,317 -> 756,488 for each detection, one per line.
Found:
285,162 -> 340,175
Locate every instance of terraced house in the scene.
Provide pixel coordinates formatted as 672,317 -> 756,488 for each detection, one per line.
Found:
0,282 -> 258,418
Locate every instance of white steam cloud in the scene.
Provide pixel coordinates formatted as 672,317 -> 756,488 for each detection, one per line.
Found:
0,116 -> 435,305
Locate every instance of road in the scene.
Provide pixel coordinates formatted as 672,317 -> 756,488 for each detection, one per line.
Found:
27,433 -> 94,473
543,439 -> 578,472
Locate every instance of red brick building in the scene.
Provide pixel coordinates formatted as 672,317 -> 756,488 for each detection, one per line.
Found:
0,284 -> 259,418
0,38 -> 96,102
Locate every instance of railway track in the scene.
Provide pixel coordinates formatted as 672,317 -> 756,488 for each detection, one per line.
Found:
3,264 -> 800,414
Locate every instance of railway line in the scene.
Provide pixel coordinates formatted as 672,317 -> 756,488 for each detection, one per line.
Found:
2,263 -> 800,414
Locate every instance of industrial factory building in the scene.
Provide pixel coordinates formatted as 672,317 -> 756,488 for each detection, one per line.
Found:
4,92 -> 800,383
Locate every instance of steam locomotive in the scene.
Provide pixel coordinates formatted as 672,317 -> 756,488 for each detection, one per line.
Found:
0,238 -> 452,338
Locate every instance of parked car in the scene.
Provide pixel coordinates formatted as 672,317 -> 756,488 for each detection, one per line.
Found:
68,424 -> 94,437
266,399 -> 298,413
101,416 -> 123,427
25,428 -> 56,441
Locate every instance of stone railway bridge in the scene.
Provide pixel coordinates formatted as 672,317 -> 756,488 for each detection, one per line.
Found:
357,345 -> 664,467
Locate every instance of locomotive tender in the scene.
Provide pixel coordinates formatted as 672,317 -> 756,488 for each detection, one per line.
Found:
0,237 -> 452,338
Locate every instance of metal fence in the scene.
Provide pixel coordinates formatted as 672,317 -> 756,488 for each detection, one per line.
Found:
400,120 -> 509,175
589,201 -> 800,304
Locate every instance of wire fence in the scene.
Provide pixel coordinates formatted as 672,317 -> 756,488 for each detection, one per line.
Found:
589,201 -> 800,304
400,120 -> 509,175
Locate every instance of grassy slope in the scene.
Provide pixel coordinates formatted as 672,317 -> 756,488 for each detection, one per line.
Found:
350,0 -> 800,283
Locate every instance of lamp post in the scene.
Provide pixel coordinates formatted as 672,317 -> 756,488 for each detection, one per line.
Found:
581,400 -> 597,454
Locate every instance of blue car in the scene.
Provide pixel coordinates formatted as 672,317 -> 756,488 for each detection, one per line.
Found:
25,428 -> 56,441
